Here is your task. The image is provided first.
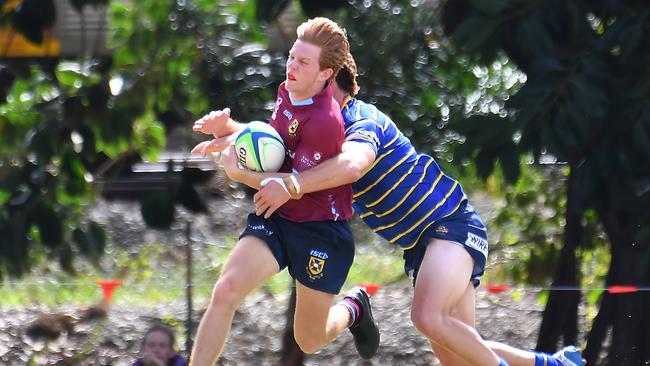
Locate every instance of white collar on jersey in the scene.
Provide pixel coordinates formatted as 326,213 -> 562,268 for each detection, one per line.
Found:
289,93 -> 314,106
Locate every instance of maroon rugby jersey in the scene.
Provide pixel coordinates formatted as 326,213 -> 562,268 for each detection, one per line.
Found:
268,82 -> 353,222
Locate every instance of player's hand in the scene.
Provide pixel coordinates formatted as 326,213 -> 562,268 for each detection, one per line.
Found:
193,108 -> 231,137
190,133 -> 237,156
139,352 -> 165,366
254,181 -> 292,218
221,145 -> 242,181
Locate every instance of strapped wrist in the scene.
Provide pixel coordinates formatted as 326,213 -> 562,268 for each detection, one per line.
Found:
260,177 -> 291,197
289,174 -> 301,195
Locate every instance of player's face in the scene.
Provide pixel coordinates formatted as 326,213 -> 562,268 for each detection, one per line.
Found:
285,39 -> 332,99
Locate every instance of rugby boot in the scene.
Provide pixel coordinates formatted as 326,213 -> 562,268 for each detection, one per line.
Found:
345,286 -> 380,359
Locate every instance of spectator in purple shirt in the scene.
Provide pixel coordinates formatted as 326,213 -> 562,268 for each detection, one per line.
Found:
132,324 -> 187,366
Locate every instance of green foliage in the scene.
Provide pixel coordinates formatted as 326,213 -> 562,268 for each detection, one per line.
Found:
442,0 -> 650,211
0,0 -> 287,279
334,0 -> 526,173
0,58 -> 131,278
484,164 -> 608,289
444,0 -> 650,360
253,0 -> 347,21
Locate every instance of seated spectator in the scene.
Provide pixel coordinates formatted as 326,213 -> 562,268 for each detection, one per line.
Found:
133,324 -> 187,366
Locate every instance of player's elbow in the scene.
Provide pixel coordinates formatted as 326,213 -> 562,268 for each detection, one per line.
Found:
340,156 -> 368,183
346,165 -> 365,182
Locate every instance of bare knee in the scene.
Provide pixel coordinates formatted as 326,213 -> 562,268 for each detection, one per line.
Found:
210,276 -> 246,312
411,304 -> 448,344
293,331 -> 325,354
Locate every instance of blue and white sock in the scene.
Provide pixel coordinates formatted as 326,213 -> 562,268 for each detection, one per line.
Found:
535,353 -> 562,366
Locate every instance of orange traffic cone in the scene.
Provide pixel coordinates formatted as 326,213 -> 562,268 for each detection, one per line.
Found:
96,280 -> 123,304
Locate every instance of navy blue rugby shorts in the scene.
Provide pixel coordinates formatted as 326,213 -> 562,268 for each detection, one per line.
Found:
403,200 -> 488,287
240,213 -> 354,295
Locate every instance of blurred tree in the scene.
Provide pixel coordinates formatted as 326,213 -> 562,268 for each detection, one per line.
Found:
1,0 -> 616,362
0,0 -> 287,279
254,0 -> 347,21
442,0 -> 650,364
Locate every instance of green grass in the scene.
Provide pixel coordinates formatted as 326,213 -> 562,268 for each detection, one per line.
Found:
0,237 -> 406,307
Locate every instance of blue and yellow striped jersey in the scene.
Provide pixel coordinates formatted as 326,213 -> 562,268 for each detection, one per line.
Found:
342,97 -> 467,250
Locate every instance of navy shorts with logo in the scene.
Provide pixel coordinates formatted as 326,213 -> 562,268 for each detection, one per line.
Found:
240,213 -> 354,295
403,200 -> 488,287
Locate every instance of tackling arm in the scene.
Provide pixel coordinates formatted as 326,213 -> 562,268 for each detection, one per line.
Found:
294,141 -> 376,193
253,141 -> 376,218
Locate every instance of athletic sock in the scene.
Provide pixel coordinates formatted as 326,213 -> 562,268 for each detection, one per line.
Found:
499,359 -> 510,366
339,297 -> 361,328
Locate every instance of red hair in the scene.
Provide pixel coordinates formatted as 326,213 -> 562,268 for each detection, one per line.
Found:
296,17 -> 350,81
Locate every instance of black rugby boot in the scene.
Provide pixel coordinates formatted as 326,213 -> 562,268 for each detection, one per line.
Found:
345,286 -> 380,359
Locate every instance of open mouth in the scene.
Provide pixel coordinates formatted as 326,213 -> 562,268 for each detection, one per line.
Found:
287,73 -> 296,81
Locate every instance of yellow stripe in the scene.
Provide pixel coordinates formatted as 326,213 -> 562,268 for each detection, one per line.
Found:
377,159 -> 434,218
340,96 -> 352,111
364,148 -> 394,171
367,156 -> 421,208
372,170 -> 444,232
383,133 -> 399,148
401,199 -> 464,250
389,182 -> 460,243
360,211 -> 373,219
353,148 -> 414,198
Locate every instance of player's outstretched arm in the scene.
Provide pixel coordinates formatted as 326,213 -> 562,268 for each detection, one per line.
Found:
192,108 -> 246,138
253,141 -> 376,218
190,133 -> 238,156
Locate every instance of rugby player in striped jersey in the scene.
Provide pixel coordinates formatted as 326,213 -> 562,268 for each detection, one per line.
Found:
196,52 -> 583,366
250,55 -> 584,366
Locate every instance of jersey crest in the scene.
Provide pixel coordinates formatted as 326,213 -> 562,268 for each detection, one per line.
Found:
288,119 -> 299,136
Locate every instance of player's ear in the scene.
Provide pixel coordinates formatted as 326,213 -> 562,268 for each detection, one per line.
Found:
320,68 -> 334,82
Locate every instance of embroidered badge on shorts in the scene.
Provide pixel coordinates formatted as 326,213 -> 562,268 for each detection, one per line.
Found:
435,225 -> 448,234
306,249 -> 328,280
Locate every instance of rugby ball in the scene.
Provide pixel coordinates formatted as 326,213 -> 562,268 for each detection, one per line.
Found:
235,121 -> 285,172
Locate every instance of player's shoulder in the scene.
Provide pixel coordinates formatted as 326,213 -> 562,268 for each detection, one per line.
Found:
274,82 -> 290,108
349,99 -> 380,121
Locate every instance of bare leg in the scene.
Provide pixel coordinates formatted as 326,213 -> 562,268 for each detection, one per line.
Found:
292,281 -> 351,353
189,236 -> 279,366
429,282 -> 476,366
411,239 -> 501,366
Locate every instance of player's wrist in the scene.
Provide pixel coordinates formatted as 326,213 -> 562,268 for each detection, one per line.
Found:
289,174 -> 301,195
261,177 -> 291,197
283,176 -> 299,196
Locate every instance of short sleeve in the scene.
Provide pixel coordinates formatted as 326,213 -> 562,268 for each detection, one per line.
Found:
345,118 -> 382,155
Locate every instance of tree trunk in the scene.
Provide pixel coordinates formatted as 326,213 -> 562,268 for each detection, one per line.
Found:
583,291 -> 613,364
537,169 -> 582,352
588,190 -> 650,366
280,285 -> 305,366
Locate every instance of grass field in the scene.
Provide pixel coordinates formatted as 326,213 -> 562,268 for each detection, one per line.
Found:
0,235 -> 406,307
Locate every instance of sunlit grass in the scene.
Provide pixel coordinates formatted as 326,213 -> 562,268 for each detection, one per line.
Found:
0,235 -> 406,307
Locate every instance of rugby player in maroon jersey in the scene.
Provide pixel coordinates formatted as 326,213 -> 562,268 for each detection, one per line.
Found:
189,18 -> 379,365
